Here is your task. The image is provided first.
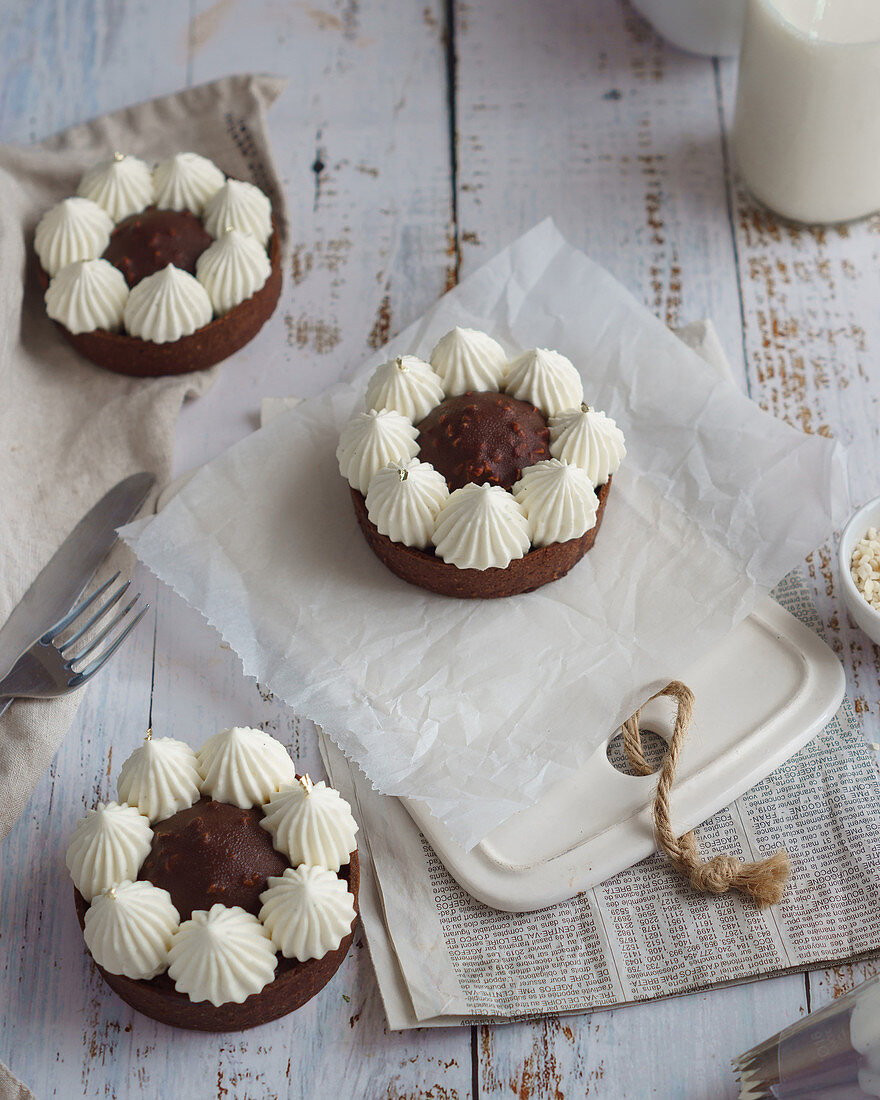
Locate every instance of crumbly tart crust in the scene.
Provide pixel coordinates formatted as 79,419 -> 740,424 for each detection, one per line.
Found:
74,850 -> 359,1032
351,477 -> 611,599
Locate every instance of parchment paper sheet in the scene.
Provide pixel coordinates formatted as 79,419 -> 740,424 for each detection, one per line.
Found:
123,219 -> 846,849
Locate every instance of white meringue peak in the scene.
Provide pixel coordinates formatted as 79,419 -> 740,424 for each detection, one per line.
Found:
84,880 -> 179,980
152,152 -> 225,215
168,904 -> 277,1006
336,408 -> 419,495
505,348 -> 584,418
123,264 -> 213,343
197,726 -> 296,809
513,459 -> 599,547
260,775 -> 358,870
65,802 -> 153,902
77,153 -> 153,222
365,458 -> 449,549
432,483 -> 530,570
117,733 -> 202,823
195,228 -> 271,314
34,197 -> 114,277
45,259 -> 128,334
364,355 -> 444,423
259,866 -> 356,962
203,179 -> 273,247
429,327 -> 508,397
548,403 -> 626,487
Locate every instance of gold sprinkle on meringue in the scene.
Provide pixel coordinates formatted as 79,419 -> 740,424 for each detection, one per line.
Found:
113,151 -> 125,162
398,467 -> 408,481
145,727 -> 153,742
298,774 -> 314,794
395,356 -> 407,371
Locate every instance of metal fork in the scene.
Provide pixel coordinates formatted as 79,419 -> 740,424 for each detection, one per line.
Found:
0,573 -> 149,718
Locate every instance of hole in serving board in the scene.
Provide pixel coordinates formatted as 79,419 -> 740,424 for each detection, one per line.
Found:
606,728 -> 668,776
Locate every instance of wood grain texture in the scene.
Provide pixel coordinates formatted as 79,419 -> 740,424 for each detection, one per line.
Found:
453,0 -> 746,384
714,57 -> 880,1041
0,1 -> 469,1097
3,0 -> 880,1095
175,0 -> 457,475
452,1 -> 817,1096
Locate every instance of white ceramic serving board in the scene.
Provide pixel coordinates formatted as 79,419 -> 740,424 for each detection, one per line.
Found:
402,596 -> 845,912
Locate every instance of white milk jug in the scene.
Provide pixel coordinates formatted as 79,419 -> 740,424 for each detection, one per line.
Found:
733,0 -> 880,224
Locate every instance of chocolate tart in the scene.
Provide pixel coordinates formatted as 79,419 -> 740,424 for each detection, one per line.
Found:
74,848 -> 359,1033
37,217 -> 282,378
351,476 -> 611,599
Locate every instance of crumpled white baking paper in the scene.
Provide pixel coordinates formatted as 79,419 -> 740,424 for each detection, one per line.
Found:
122,219 -> 847,850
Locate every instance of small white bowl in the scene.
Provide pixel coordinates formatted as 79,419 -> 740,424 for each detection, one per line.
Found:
839,495 -> 880,647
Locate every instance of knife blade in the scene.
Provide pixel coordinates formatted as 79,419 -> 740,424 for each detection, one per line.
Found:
0,472 -> 156,679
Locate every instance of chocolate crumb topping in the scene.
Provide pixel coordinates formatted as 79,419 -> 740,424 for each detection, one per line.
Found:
416,391 -> 550,491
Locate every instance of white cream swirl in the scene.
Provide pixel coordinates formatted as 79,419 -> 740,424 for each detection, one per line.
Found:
260,776 -> 358,870
167,905 -> 277,1006
548,403 -> 626,486
34,197 -> 114,277
337,408 -> 419,495
45,259 -> 129,334
197,726 -> 296,810
429,327 -> 508,397
259,866 -> 356,962
195,228 -> 271,314
364,355 -> 444,423
365,458 -> 449,549
505,348 -> 584,418
513,459 -> 599,546
77,154 -> 154,222
123,264 -> 213,343
84,880 -> 179,980
117,734 -> 202,823
65,802 -> 153,902
152,152 -> 225,215
203,180 -> 273,247
432,483 -> 530,570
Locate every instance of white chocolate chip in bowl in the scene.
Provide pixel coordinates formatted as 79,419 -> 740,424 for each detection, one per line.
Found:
839,495 -> 880,647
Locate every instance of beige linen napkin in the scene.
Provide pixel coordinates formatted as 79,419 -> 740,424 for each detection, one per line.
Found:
0,75 -> 286,1100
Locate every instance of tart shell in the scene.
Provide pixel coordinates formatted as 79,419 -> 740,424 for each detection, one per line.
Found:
351,477 -> 611,599
73,848 -> 359,1032
38,218 -> 282,378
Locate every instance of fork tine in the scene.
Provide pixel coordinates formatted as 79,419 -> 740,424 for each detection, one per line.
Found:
68,594 -> 141,666
59,581 -> 131,652
41,573 -> 121,642
67,604 -> 149,687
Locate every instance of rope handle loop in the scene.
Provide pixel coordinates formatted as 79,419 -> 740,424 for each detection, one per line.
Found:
623,682 -> 790,907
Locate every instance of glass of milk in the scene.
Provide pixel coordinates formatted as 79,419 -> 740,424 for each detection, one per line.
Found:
732,0 -> 880,224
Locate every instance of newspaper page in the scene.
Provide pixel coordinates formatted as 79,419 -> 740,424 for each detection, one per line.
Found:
322,571 -> 880,1029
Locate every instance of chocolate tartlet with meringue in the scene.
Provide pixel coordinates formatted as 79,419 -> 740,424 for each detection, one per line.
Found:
67,727 -> 358,1032
35,151 -> 282,377
338,327 -> 626,598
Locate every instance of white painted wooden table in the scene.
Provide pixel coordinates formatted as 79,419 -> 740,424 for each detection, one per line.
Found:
3,1 -> 880,1096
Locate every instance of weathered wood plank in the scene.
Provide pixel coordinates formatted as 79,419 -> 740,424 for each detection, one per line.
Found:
479,979 -> 808,1100
453,1 -> 814,1094
0,566 -> 159,1099
454,0 -> 746,382
0,1 -> 470,1097
714,39 -> 880,1035
0,0 -> 192,142
175,0 -> 458,474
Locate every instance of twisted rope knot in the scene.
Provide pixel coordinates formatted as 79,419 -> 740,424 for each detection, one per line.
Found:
623,681 -> 791,907
687,853 -> 745,894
